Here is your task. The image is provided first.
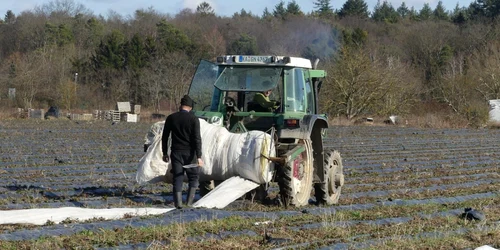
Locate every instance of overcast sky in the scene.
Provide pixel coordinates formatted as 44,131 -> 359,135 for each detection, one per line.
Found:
1,0 -> 474,19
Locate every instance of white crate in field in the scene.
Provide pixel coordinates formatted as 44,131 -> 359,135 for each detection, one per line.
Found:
133,105 -> 141,114
29,109 -> 44,119
126,113 -> 138,122
117,102 -> 131,113
70,113 -> 93,121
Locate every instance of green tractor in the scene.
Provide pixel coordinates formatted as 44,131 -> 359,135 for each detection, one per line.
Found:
188,55 -> 344,206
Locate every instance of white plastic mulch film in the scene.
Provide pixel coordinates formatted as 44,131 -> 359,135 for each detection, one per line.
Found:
0,207 -> 175,225
193,176 -> 260,209
136,119 -> 275,185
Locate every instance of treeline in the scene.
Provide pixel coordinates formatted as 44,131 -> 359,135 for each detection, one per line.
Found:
0,0 -> 499,126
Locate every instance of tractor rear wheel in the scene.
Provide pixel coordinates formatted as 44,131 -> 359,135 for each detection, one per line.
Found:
315,150 -> 344,205
278,139 -> 314,207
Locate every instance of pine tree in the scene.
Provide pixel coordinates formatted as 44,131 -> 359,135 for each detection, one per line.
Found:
397,2 -> 410,19
419,3 -> 433,20
338,0 -> 369,18
228,34 -> 258,55
92,30 -> 125,70
124,34 -> 147,71
372,0 -> 399,23
196,1 -> 215,16
468,0 -> 500,19
273,1 -> 287,19
156,20 -> 191,54
4,10 -> 16,24
451,4 -> 468,24
433,1 -> 449,21
313,0 -> 334,18
287,0 -> 303,16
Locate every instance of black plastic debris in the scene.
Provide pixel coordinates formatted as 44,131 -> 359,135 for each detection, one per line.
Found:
460,208 -> 486,221
262,228 -> 291,246
44,106 -> 60,119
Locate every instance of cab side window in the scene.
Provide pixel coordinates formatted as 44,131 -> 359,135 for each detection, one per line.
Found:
285,68 -> 306,112
305,76 -> 314,114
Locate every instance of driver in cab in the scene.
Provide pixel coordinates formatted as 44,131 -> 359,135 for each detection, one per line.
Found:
252,81 -> 281,112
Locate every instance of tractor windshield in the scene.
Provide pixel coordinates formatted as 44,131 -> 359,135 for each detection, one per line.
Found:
188,60 -> 219,111
214,67 -> 282,92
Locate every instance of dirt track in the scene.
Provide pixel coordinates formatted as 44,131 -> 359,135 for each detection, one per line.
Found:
0,119 -> 498,248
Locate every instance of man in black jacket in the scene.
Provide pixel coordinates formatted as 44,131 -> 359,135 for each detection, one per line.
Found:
162,95 -> 203,208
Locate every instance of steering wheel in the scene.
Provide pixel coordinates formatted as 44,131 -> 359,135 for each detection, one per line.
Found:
224,96 -> 240,112
224,97 -> 236,107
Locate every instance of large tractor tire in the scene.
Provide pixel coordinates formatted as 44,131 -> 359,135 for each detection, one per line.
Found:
278,139 -> 314,207
315,150 -> 344,205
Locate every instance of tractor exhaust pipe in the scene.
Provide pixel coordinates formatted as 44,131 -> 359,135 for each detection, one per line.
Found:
313,58 -> 320,69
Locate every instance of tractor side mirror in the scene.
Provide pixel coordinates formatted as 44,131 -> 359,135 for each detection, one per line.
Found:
316,80 -> 323,93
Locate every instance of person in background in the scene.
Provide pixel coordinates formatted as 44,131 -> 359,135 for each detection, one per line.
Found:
162,95 -> 203,209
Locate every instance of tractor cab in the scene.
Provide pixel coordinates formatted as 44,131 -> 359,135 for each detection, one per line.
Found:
188,55 -> 325,136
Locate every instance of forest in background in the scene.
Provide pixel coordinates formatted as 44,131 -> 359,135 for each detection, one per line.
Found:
1,0 -> 500,127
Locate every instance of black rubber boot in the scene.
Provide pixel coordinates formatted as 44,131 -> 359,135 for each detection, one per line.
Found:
174,192 -> 183,209
186,187 -> 197,206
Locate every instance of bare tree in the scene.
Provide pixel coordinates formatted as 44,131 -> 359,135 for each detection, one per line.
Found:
164,52 -> 196,111
58,79 -> 76,110
34,0 -> 92,18
438,51 -> 490,126
473,42 -> 500,100
11,51 -> 44,108
373,56 -> 420,116
142,56 -> 169,112
202,27 -> 226,58
322,47 -> 406,119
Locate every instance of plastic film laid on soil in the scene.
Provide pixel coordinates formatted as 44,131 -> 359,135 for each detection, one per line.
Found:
0,120 -> 499,249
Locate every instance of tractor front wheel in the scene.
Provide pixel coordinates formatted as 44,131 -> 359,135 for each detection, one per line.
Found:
314,150 -> 344,205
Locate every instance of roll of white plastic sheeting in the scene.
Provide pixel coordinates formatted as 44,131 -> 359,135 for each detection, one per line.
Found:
144,121 -> 164,146
136,119 -> 275,185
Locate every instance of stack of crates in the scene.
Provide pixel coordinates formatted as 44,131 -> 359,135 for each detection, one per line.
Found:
93,110 -> 106,120
106,110 -> 120,122
70,113 -> 93,121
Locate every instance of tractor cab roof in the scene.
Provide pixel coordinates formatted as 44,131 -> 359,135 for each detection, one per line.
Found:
216,55 -> 312,69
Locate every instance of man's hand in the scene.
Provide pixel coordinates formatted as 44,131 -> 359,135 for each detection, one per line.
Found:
163,155 -> 169,163
275,101 -> 281,107
197,158 -> 204,167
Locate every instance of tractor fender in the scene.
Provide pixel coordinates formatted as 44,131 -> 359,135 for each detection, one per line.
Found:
301,115 -> 328,138
280,115 -> 328,140
303,115 -> 329,183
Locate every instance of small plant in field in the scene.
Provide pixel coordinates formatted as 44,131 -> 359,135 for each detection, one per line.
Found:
350,211 -> 362,219
83,217 -> 106,223
80,230 -> 94,236
61,217 -> 78,224
122,213 -> 134,219
44,220 -> 55,226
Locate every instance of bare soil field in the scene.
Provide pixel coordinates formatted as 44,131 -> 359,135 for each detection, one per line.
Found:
0,119 -> 498,249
